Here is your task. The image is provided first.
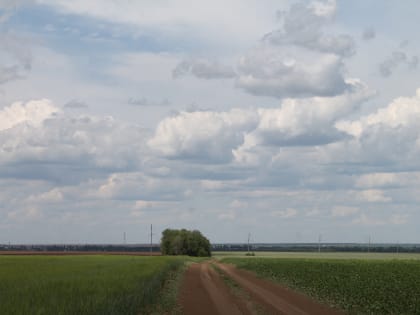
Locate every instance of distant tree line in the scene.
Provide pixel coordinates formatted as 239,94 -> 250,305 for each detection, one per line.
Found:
160,229 -> 211,257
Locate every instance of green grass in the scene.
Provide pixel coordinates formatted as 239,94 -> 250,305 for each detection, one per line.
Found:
0,255 -> 185,315
223,257 -> 420,314
214,251 -> 420,260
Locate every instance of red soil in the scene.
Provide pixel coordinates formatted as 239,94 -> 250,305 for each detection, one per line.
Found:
179,261 -> 344,315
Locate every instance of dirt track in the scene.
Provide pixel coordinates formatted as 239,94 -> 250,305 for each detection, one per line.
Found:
179,261 -> 343,315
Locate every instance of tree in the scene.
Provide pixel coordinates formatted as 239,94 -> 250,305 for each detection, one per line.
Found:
160,229 -> 211,257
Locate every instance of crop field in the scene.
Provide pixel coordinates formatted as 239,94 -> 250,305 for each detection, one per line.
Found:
0,255 -> 185,315
222,257 -> 420,314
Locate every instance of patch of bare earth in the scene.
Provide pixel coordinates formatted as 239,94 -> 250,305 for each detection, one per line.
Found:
178,261 -> 344,315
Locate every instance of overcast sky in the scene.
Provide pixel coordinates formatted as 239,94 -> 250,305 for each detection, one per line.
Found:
1,0 -> 420,244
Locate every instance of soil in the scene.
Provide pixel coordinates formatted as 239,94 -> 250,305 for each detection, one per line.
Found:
179,261 -> 344,315
0,251 -> 161,256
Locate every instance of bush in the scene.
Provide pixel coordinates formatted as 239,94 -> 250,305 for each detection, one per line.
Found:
161,229 -> 211,257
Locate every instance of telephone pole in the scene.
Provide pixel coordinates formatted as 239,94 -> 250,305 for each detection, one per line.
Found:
247,233 -> 251,253
318,234 -> 322,253
150,224 -> 153,255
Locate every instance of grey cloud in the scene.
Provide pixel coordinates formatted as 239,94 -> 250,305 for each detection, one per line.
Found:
379,51 -> 418,77
64,99 -> 88,108
236,46 -> 351,98
265,1 -> 355,58
0,33 -> 32,84
0,101 -> 149,184
362,27 -> 375,41
172,58 -> 236,80
127,97 -> 170,107
237,0 -> 356,99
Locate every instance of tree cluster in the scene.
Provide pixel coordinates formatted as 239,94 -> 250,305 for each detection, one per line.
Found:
160,229 -> 211,257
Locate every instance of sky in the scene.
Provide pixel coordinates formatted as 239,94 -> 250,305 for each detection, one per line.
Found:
1,0 -> 420,244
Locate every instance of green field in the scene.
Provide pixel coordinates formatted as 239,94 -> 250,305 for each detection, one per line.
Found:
0,255 -> 185,315
222,256 -> 420,314
214,251 -> 420,260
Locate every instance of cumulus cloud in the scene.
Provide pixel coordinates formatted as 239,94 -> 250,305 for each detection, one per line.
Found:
172,58 -> 236,80
236,46 -> 350,98
149,80 -> 372,165
0,99 -> 148,183
236,0 -> 356,99
148,109 -> 258,163
268,0 -> 354,57
332,88 -> 420,173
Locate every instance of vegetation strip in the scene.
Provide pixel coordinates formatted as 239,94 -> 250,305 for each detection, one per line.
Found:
223,257 -> 420,315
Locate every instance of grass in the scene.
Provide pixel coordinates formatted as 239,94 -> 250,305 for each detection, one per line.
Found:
0,255 -> 186,315
214,251 -> 420,260
223,257 -> 420,314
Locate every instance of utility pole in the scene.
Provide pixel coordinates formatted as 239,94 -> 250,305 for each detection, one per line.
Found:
150,224 -> 153,255
123,232 -> 126,244
368,235 -> 371,253
318,234 -> 322,253
247,233 -> 251,253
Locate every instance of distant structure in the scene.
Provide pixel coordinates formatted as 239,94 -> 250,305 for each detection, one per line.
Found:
150,224 -> 153,254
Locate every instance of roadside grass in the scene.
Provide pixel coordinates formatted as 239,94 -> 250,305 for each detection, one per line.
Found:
0,255 -> 186,315
223,257 -> 420,315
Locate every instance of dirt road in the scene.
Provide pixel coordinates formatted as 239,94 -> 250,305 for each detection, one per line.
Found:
179,261 -> 343,315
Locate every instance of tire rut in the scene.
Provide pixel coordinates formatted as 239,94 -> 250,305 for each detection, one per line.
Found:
179,261 -> 343,315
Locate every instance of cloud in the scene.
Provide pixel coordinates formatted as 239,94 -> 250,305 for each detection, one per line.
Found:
359,190 -> 391,203
0,33 -> 32,84
271,208 -> 298,218
64,99 -> 88,108
148,109 -> 258,163
362,27 -> 376,41
0,99 -> 148,183
0,99 -> 58,131
267,0 -> 354,57
127,97 -> 170,107
379,51 -> 418,77
236,45 -> 351,98
172,58 -> 236,80
352,213 -> 408,226
235,0 -> 357,99
331,206 -> 359,217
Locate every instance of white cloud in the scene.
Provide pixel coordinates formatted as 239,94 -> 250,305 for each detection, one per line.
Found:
331,206 -> 359,217
359,190 -> 391,203
0,99 -> 58,131
148,109 -> 258,163
271,208 -> 298,218
0,99 -> 148,182
352,213 -> 408,226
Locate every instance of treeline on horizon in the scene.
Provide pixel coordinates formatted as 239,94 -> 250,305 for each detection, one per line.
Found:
1,243 -> 420,253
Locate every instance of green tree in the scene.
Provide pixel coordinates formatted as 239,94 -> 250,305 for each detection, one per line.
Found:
160,229 -> 211,257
